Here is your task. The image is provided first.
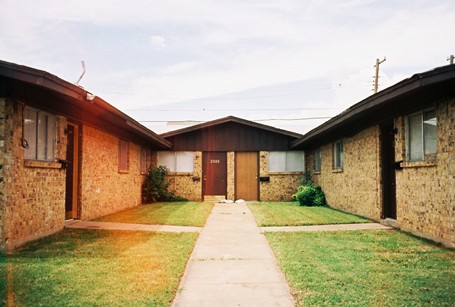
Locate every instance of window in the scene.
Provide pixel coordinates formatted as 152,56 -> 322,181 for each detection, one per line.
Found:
118,140 -> 129,171
315,147 -> 321,172
24,107 -> 56,161
157,151 -> 194,172
140,147 -> 147,174
333,140 -> 343,169
268,151 -> 305,172
406,108 -> 437,161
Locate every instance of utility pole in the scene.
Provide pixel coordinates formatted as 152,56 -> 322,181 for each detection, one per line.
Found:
373,57 -> 386,93
447,55 -> 454,65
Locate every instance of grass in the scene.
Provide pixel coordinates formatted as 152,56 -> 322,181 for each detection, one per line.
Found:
95,201 -> 213,227
248,202 -> 370,226
266,230 -> 455,306
0,229 -> 198,307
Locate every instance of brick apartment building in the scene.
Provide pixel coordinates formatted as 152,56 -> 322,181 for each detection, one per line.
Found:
294,65 -> 455,247
0,60 -> 170,252
1,60 -> 454,251
157,116 -> 305,202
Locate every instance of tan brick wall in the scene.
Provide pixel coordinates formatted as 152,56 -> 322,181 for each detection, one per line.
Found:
311,126 -> 382,219
79,125 -> 143,220
227,152 -> 235,200
166,152 -> 203,201
2,99 -> 67,251
259,151 -> 303,201
394,99 -> 455,246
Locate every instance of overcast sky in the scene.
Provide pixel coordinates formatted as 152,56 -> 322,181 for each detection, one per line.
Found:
1,0 -> 454,133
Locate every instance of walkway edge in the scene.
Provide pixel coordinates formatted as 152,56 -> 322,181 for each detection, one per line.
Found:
261,223 -> 394,232
64,220 -> 202,233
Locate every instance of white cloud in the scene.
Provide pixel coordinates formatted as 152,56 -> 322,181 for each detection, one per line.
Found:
150,36 -> 167,48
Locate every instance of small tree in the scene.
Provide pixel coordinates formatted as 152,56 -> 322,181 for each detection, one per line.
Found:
142,165 -> 187,202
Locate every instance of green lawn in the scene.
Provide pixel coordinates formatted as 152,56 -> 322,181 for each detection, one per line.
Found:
266,230 -> 455,306
248,202 -> 370,226
0,229 -> 198,306
95,201 -> 213,227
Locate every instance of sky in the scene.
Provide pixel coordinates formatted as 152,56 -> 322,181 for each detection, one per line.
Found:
1,0 -> 454,134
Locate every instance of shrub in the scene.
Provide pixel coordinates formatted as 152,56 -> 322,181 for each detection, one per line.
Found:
293,186 -> 317,206
313,186 -> 326,207
142,165 -> 187,202
293,171 -> 327,207
300,170 -> 313,186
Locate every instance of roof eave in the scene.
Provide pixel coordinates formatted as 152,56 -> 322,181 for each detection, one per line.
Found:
291,65 -> 455,149
161,115 -> 303,139
0,60 -> 171,149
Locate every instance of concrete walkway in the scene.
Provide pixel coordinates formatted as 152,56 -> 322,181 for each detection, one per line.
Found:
64,220 -> 202,233
172,203 -> 295,307
262,222 -> 394,233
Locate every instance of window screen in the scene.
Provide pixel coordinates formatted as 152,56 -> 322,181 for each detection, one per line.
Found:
268,151 -> 304,172
407,108 -> 437,161
333,140 -> 344,169
157,151 -> 195,172
268,152 -> 286,172
24,107 -> 56,161
315,147 -> 321,172
176,151 -> 194,172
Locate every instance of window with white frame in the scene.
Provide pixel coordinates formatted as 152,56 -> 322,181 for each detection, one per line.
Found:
268,151 -> 305,172
333,140 -> 343,169
406,108 -> 437,161
315,147 -> 321,172
24,107 -> 56,161
157,151 -> 194,172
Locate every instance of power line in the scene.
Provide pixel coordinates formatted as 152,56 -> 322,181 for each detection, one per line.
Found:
126,107 -> 338,112
94,81 -> 364,101
138,116 -> 332,123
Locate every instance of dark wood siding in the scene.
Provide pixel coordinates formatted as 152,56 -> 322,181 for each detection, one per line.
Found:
167,122 -> 296,151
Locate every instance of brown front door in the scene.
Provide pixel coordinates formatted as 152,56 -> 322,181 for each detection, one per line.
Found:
235,152 -> 259,201
203,152 -> 227,197
65,123 -> 79,219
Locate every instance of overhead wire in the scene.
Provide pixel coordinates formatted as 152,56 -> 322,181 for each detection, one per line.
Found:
138,116 -> 332,123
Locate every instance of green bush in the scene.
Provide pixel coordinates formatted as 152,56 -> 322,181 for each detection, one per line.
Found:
142,165 -> 187,202
293,171 -> 327,207
300,170 -> 313,186
313,186 -> 326,207
293,186 -> 316,206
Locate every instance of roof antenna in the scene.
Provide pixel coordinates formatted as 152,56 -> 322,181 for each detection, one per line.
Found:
76,60 -> 86,85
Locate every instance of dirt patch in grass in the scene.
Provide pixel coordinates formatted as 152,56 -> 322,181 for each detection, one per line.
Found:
266,230 -> 455,306
95,201 -> 213,227
249,202 -> 369,226
1,229 -> 198,306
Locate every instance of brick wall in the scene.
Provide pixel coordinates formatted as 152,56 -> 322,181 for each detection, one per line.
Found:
394,99 -> 455,246
166,152 -> 203,201
79,125 -> 144,220
227,152 -> 235,200
310,126 -> 382,219
157,150 -> 303,202
259,151 -> 303,201
1,99 -> 67,251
